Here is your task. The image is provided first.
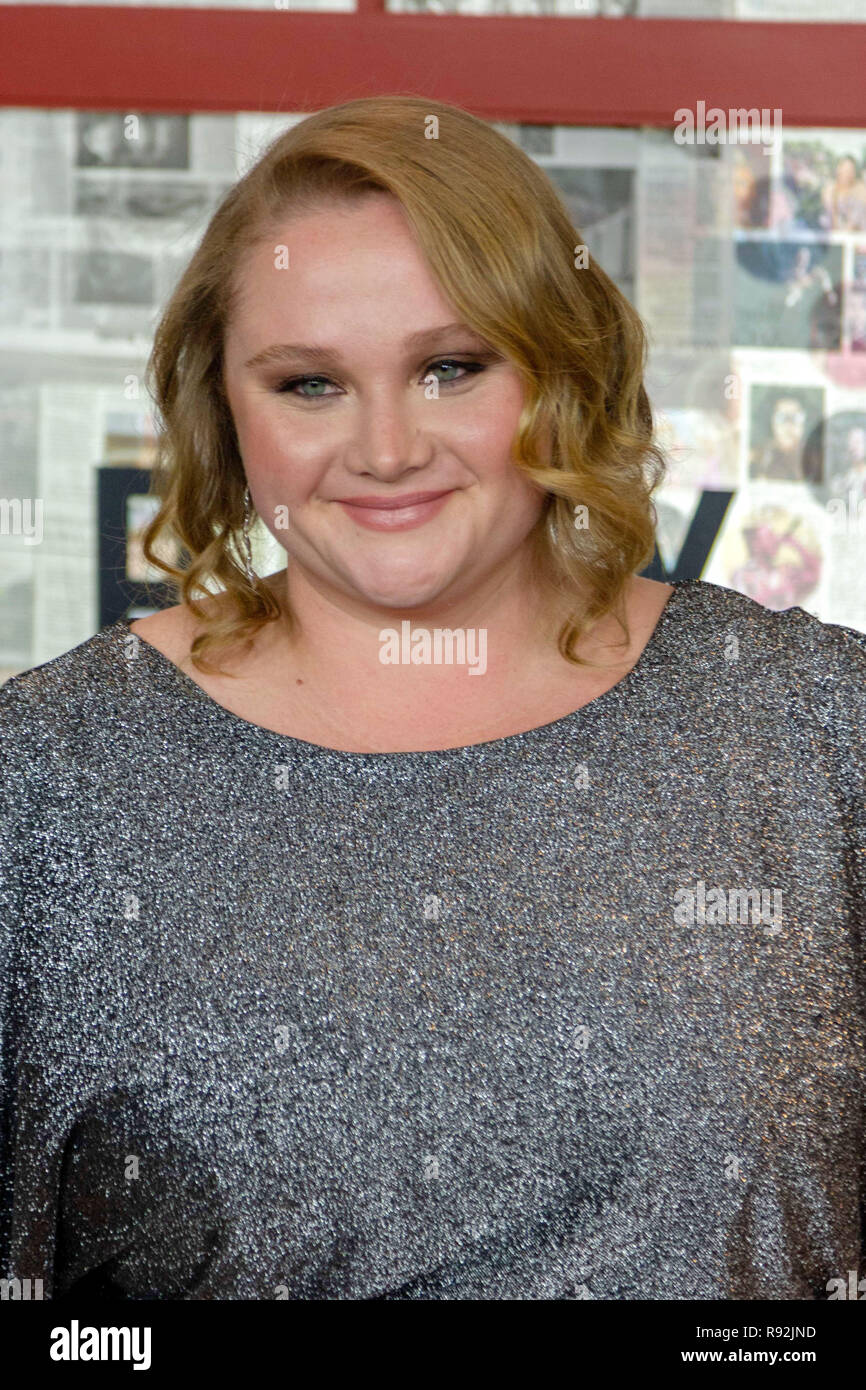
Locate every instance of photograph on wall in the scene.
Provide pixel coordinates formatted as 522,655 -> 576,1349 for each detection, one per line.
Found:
781,135 -> 866,233
824,409 -> 866,500
706,490 -> 827,613
731,145 -> 795,232
733,239 -> 844,350
845,282 -> 866,351
747,383 -> 825,484
646,347 -> 740,491
75,113 -> 191,170
545,166 -> 635,302
125,492 -> 170,585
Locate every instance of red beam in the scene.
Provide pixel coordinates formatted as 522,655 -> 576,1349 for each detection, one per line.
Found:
0,9 -> 864,127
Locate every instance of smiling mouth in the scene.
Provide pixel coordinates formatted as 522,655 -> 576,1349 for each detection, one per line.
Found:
336,489 -> 456,532
337,490 -> 453,509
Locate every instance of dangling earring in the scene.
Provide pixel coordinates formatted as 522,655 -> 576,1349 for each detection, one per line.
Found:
241,484 -> 257,587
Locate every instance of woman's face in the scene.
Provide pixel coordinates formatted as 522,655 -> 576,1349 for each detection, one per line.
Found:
771,398 -> 805,450
222,192 -> 546,613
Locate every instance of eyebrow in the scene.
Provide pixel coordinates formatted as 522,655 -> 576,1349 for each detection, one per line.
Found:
243,322 -> 485,372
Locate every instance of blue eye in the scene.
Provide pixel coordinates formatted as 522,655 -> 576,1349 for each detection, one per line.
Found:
425,359 -> 484,383
276,376 -> 335,399
275,358 -> 487,399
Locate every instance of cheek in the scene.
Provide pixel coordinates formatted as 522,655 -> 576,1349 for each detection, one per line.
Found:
233,400 -> 324,497
452,382 -> 525,472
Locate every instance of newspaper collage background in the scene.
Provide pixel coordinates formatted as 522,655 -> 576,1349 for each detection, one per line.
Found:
1,0 -> 865,682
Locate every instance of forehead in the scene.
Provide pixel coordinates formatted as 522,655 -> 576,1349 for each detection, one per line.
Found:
233,194 -> 423,292
226,195 -> 458,341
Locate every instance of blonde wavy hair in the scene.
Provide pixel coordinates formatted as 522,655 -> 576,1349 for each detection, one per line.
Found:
140,93 -> 667,676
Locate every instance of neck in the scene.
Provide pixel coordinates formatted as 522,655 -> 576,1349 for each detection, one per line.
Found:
259,553 -> 595,692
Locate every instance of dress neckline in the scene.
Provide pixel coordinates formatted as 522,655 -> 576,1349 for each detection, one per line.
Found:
113,579 -> 697,761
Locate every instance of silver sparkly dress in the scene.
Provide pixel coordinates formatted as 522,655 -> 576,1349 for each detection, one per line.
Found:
1,578 -> 864,1299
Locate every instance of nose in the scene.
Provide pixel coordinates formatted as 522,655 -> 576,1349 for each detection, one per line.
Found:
351,388 -> 433,481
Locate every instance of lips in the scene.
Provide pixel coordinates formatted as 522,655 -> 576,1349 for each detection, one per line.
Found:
337,490 -> 452,510
336,489 -> 456,532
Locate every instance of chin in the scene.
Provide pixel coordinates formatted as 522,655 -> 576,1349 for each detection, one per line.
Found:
345,571 -> 458,612
342,558 -> 462,611
353,584 -> 453,612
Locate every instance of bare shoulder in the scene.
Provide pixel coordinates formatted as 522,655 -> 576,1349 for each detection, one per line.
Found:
127,572 -> 285,669
128,591 -> 229,666
611,573 -> 675,644
631,574 -> 676,610
627,574 -> 676,645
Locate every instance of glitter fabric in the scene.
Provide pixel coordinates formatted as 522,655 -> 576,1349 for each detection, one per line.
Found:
1,576 -> 864,1300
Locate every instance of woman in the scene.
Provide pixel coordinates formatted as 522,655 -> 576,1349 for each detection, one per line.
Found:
821,154 -> 866,233
1,96 -> 864,1301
